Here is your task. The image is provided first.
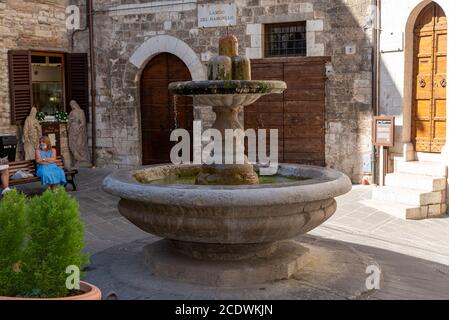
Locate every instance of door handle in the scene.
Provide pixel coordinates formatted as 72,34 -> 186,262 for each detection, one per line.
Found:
419,79 -> 426,88
441,79 -> 447,88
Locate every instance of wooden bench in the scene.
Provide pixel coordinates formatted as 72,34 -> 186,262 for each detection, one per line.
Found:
7,157 -> 78,191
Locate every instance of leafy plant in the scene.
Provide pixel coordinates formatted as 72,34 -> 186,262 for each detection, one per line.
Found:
36,111 -> 45,121
22,188 -> 88,298
0,191 -> 27,297
55,111 -> 68,122
0,188 -> 88,298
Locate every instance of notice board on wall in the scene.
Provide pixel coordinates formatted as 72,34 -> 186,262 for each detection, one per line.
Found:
373,116 -> 395,147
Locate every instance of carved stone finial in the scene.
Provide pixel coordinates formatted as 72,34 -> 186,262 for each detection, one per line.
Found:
219,35 -> 239,57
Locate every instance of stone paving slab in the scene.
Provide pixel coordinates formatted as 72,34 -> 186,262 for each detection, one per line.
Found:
83,237 -> 376,300
311,185 -> 449,266
83,236 -> 449,300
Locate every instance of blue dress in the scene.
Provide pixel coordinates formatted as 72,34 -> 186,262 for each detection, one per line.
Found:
36,148 -> 67,186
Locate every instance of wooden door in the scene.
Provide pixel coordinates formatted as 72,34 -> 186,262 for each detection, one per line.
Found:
413,2 -> 447,153
245,57 -> 328,166
140,53 -> 193,165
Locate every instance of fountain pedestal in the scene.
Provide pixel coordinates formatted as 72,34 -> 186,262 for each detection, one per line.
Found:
143,240 -> 310,287
196,104 -> 259,185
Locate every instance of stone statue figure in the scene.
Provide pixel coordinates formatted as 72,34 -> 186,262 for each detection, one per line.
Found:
23,107 -> 42,160
68,100 -> 91,166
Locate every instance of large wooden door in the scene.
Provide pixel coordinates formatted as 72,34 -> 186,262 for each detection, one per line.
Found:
140,53 -> 193,165
245,57 -> 328,166
413,2 -> 447,153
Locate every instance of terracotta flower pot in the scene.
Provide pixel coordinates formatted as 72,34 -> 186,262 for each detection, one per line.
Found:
0,281 -> 102,300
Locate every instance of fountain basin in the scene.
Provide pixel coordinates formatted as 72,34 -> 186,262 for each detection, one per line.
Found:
168,80 -> 287,96
103,164 -> 351,250
103,164 -> 351,286
169,80 -> 286,107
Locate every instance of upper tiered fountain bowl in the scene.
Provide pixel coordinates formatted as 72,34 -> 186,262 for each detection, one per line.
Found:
103,35 -> 352,286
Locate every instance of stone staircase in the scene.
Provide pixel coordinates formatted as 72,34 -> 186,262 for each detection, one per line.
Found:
363,158 -> 448,220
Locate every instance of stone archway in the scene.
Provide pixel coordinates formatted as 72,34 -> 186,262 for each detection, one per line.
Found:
124,35 -> 205,165
403,0 -> 449,162
129,35 -> 205,81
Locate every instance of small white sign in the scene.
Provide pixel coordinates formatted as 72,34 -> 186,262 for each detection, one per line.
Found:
201,52 -> 212,62
345,45 -> 357,55
198,3 -> 237,28
380,30 -> 404,53
48,134 -> 57,147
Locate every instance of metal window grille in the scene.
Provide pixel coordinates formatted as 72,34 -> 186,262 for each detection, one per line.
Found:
265,22 -> 307,57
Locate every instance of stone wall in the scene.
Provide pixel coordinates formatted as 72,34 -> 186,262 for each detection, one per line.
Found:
70,0 -> 375,182
0,0 -> 70,158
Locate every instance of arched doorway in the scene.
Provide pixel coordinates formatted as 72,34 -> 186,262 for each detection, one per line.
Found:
140,53 -> 193,165
413,2 -> 447,153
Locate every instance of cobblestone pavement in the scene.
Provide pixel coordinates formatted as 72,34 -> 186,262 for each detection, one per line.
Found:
15,168 -> 449,299
310,185 -> 449,266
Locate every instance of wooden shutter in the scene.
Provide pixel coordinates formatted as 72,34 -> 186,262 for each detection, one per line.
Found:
8,50 -> 32,125
66,53 -> 89,121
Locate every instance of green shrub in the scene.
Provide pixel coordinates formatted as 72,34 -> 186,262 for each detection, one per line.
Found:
0,189 -> 89,298
0,190 -> 27,297
21,188 -> 89,298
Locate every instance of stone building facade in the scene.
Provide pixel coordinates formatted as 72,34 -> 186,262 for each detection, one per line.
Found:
368,0 -> 449,218
379,0 -> 449,163
0,0 -> 70,159
70,0 -> 375,183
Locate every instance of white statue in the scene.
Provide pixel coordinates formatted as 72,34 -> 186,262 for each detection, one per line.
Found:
68,100 -> 90,166
23,107 -> 42,160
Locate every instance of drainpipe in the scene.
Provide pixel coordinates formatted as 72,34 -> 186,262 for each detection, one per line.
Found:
373,0 -> 381,117
371,0 -> 381,184
87,0 -> 97,167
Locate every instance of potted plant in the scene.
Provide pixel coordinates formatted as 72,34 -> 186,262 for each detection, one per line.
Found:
55,111 -> 69,123
36,111 -> 46,122
0,189 -> 101,300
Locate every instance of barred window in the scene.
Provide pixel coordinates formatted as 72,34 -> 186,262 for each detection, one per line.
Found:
264,22 -> 307,57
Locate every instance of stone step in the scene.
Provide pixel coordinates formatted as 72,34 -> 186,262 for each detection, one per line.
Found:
360,199 -> 424,220
415,152 -> 443,163
372,186 -> 445,207
385,173 -> 447,192
395,160 -> 448,178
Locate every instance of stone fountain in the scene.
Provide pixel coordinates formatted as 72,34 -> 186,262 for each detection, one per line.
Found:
103,35 -> 352,287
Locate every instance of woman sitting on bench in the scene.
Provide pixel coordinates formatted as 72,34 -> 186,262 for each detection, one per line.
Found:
0,159 -> 11,196
35,136 -> 67,192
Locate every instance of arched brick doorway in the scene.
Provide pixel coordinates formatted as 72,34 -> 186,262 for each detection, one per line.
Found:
140,53 -> 193,165
413,2 -> 447,153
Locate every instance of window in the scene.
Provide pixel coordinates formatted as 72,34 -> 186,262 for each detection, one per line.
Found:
264,22 -> 307,57
31,52 -> 65,117
8,50 -> 89,125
